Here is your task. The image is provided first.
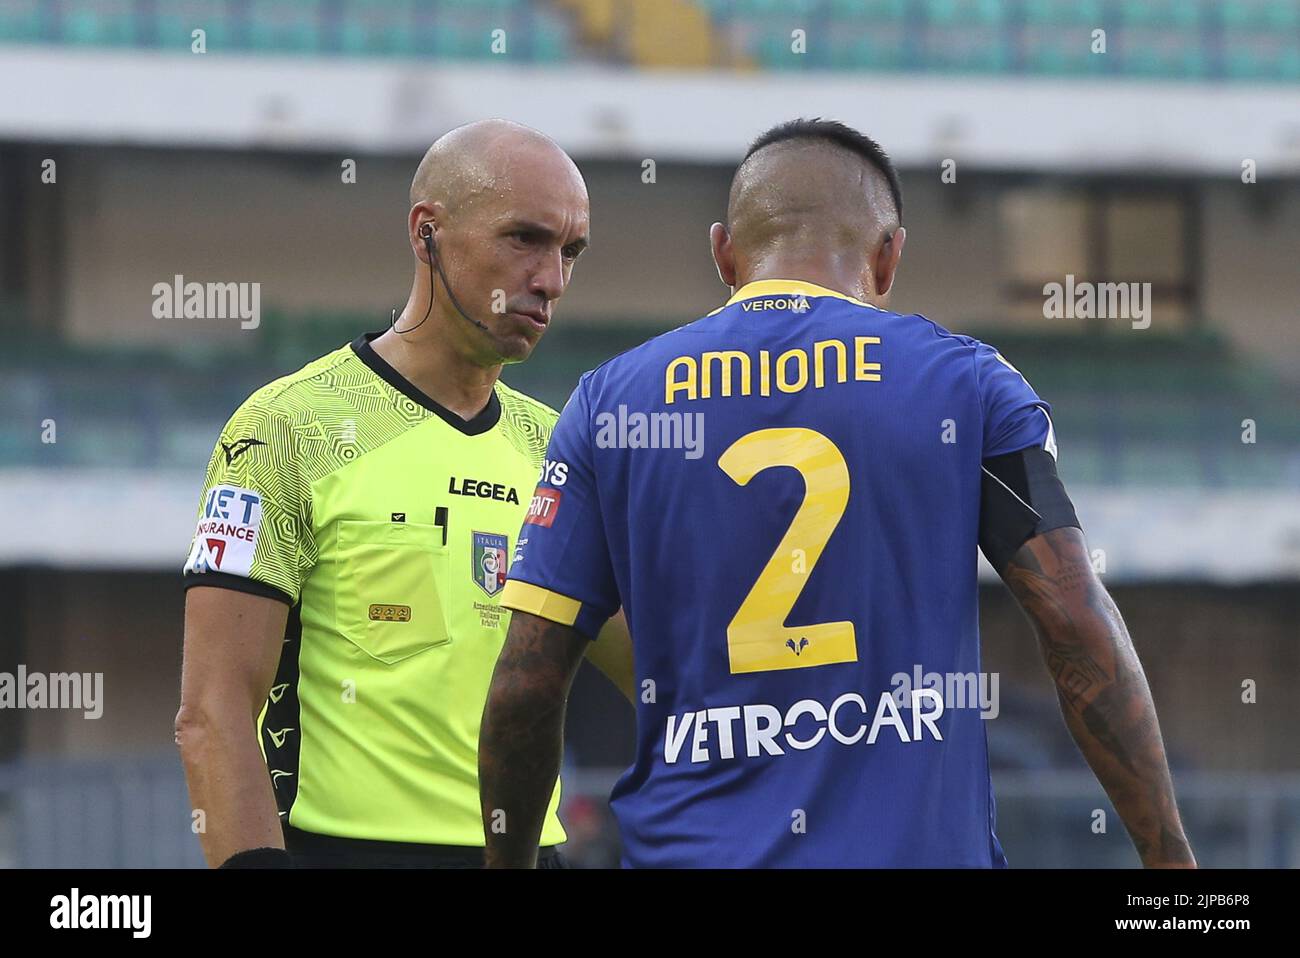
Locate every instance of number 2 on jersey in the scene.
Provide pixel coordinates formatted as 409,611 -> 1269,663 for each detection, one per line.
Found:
718,427 -> 857,674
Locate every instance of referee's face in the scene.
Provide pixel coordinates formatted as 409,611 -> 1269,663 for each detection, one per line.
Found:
437,151 -> 590,364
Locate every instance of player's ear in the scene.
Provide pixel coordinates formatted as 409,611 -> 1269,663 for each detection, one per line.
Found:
874,225 -> 905,299
709,222 -> 737,289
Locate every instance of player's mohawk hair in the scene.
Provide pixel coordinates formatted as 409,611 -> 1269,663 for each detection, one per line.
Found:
745,117 -> 903,224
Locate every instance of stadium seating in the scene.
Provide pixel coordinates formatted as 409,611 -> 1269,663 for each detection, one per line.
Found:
689,0 -> 1300,80
3,319 -> 1297,491
0,0 -> 41,41
2,1 -> 1299,81
0,0 -> 578,63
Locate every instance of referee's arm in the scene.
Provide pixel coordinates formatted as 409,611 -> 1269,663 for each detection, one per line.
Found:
176,587 -> 288,867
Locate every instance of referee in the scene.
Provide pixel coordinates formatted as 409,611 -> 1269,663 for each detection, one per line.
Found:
176,119 -> 630,868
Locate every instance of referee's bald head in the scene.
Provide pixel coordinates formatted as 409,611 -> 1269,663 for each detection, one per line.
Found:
402,118 -> 589,364
714,118 -> 906,302
409,118 -> 582,215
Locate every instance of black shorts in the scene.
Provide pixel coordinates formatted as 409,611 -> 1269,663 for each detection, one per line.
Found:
283,824 -> 569,869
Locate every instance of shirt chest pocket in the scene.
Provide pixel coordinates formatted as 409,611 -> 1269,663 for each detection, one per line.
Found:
335,520 -> 452,664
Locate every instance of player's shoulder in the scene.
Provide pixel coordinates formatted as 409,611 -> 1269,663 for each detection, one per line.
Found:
903,312 -> 1030,368
887,310 -> 1023,383
893,310 -> 984,353
916,319 -> 1035,386
578,319 -> 710,390
906,320 -> 1042,406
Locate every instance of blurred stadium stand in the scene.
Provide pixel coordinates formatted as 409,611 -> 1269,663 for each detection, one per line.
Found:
4,322 -> 1299,487
1,0 -> 1298,867
0,0 -> 578,63
2,0 -> 1300,79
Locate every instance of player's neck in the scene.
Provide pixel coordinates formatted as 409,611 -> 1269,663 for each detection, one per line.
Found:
737,261 -> 870,303
370,322 -> 500,422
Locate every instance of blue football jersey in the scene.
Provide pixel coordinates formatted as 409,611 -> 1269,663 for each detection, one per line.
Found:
501,279 -> 1055,868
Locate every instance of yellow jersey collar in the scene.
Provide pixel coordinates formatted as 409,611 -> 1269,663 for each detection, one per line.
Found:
720,279 -> 871,310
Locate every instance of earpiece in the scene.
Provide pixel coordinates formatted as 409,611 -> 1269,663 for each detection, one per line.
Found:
391,221 -> 490,335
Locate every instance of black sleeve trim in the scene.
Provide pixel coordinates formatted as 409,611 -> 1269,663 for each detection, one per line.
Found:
979,445 -> 1081,573
218,847 -> 293,869
183,571 -> 294,606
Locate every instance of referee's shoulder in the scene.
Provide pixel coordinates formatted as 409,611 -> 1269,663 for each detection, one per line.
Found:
221,343 -> 357,440
493,379 -> 561,471
494,378 -> 560,429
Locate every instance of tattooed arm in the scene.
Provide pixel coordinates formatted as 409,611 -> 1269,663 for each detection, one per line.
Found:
480,610 -> 589,868
999,526 -> 1196,867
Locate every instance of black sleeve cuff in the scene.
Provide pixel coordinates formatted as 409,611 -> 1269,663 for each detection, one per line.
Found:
218,847 -> 293,869
183,571 -> 293,606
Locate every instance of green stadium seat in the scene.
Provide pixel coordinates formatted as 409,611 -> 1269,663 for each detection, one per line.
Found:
1224,50 -> 1259,79
6,1 -> 1300,89
1223,42 -> 1296,80
430,22 -> 464,58
531,19 -> 572,63
1281,47 -> 1300,80
1118,28 -> 1208,79
733,0 -> 816,16
452,0 -> 523,8
0,1 -> 43,42
756,31 -> 807,70
340,22 -> 416,58
830,0 -> 907,19
1023,0 -> 1105,27
924,0 -> 1006,27
338,0 -> 420,58
961,42 -> 1010,73
1027,47 -> 1067,75
60,2 -> 139,47
248,0 -> 323,54
345,0 -> 415,10
1221,0 -> 1300,31
1119,0 -> 1202,28
1025,39 -> 1109,77
829,29 -> 908,70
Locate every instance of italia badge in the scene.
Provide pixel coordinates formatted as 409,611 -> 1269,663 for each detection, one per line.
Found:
472,532 -> 509,597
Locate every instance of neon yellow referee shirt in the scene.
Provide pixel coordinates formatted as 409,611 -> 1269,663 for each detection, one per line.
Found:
182,332 -> 565,846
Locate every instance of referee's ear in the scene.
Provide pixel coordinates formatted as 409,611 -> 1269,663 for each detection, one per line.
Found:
709,222 -> 737,289
873,225 -> 906,301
